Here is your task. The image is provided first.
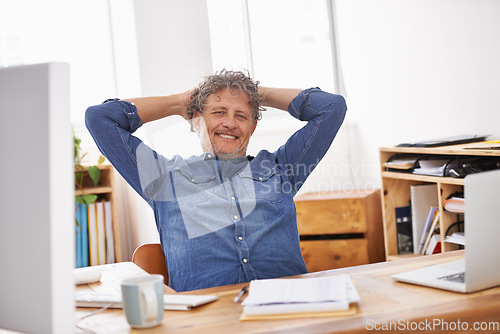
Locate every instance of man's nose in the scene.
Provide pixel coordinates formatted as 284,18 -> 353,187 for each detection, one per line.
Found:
222,113 -> 237,128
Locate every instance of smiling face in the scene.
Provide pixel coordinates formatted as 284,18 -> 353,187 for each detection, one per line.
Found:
193,88 -> 257,159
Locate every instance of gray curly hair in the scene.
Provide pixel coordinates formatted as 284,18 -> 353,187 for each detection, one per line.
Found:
187,69 -> 264,131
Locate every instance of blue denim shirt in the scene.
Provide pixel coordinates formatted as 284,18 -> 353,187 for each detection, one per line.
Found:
86,87 -> 346,291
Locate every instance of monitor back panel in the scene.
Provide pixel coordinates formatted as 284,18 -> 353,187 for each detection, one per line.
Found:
0,63 -> 74,333
465,169 -> 500,292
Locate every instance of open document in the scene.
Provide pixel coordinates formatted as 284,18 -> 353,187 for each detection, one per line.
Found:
240,274 -> 360,320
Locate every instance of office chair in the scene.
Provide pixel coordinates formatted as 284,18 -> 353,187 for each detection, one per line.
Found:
132,243 -> 169,286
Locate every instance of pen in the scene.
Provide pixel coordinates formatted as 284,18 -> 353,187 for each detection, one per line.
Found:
233,286 -> 248,303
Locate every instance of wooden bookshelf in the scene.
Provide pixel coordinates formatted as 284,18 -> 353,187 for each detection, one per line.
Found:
74,164 -> 122,263
379,141 -> 500,260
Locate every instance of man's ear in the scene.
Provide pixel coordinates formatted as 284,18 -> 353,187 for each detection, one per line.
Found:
192,111 -> 202,133
250,120 -> 258,136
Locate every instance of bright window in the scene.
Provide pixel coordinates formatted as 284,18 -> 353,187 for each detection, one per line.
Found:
0,0 -> 116,125
207,0 -> 336,92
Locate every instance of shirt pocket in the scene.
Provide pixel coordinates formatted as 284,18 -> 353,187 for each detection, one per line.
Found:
239,166 -> 283,204
173,167 -> 216,206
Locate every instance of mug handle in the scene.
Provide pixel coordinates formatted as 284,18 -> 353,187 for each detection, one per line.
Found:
141,286 -> 158,322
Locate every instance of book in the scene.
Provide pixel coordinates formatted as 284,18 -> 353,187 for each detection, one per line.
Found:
395,206 -> 413,254
87,203 -> 98,266
240,274 -> 359,320
410,184 -> 438,254
95,201 -> 107,265
104,201 -> 115,264
424,234 -> 442,255
421,211 -> 440,255
80,203 -> 89,267
417,206 -> 439,254
75,203 -> 82,268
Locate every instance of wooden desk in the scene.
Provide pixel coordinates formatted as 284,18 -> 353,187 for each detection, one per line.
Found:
76,251 -> 500,333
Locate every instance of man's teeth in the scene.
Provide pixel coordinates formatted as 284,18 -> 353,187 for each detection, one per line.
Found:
218,134 -> 237,139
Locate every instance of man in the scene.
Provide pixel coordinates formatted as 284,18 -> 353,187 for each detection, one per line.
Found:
86,69 -> 347,292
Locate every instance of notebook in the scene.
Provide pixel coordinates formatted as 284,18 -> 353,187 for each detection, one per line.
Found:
392,169 -> 500,293
75,262 -> 218,310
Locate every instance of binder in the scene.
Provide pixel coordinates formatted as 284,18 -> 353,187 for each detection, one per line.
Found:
395,206 -> 412,254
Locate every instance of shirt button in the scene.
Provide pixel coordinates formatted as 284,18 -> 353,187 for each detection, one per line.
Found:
225,177 -> 229,181
231,196 -> 235,201
191,179 -> 195,182
233,215 -> 238,220
242,258 -> 248,263
238,236 -> 243,241
258,177 -> 263,181
207,154 -> 211,158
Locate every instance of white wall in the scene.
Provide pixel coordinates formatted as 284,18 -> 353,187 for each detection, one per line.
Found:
335,0 -> 500,188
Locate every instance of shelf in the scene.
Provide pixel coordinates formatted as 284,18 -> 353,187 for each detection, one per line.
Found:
379,142 -> 500,259
75,186 -> 113,196
381,171 -> 465,185
74,164 -> 122,264
379,141 -> 500,156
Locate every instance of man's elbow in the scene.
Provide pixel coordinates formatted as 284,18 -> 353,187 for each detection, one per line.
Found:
325,94 -> 347,123
85,105 -> 104,135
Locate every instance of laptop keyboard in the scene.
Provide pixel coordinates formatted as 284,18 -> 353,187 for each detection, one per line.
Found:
438,272 -> 465,283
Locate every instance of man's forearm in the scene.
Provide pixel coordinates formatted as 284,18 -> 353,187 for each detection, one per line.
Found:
124,91 -> 190,124
259,87 -> 302,111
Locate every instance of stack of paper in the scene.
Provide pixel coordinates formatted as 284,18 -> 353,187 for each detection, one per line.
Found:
443,197 -> 465,213
240,275 -> 360,320
444,232 -> 466,246
413,159 -> 451,176
383,157 -> 418,170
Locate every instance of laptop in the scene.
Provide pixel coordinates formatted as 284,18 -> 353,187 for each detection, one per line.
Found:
392,169 -> 500,293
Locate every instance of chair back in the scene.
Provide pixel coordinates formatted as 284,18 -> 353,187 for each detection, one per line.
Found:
132,243 -> 169,285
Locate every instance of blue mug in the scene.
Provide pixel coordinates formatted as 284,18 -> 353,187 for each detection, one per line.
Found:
121,274 -> 164,328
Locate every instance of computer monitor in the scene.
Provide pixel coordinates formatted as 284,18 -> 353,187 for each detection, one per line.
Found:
0,63 -> 74,333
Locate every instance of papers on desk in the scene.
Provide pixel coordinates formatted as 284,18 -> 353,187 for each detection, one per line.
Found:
240,274 -> 359,320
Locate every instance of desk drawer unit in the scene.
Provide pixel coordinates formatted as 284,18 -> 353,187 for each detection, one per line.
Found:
294,189 -> 385,272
